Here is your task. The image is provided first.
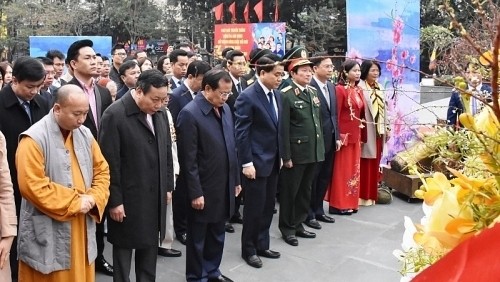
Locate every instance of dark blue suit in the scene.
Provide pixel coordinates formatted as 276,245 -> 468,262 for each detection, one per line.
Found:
168,82 -> 190,123
308,78 -> 340,220
177,94 -> 239,282
235,81 -> 283,258
168,82 -> 191,238
447,84 -> 492,127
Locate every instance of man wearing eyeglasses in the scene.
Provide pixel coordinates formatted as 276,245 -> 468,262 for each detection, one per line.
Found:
110,44 -> 127,91
99,69 -> 174,282
177,69 -> 241,282
46,49 -> 67,88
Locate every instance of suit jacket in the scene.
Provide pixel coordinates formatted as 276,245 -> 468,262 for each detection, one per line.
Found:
310,78 -> 340,152
170,77 -> 183,91
98,92 -> 174,248
226,77 -> 247,114
0,84 -> 50,215
446,84 -> 492,127
167,82 -> 190,123
116,85 -> 130,100
235,81 -> 283,177
65,77 -> 113,138
281,82 -> 325,164
176,94 -> 239,223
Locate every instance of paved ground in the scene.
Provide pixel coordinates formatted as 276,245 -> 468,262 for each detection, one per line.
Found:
96,87 -> 449,282
97,196 -> 424,282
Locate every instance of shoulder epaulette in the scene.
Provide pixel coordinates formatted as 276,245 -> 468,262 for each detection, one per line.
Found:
281,85 -> 292,92
247,78 -> 255,85
306,85 -> 317,92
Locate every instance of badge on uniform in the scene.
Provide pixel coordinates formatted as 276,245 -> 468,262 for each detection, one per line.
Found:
294,88 -> 300,96
313,96 -> 320,106
294,100 -> 304,108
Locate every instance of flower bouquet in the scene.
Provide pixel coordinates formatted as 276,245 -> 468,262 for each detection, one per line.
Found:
394,105 -> 500,280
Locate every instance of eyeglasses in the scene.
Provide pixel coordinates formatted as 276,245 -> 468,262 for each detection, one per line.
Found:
218,91 -> 233,98
114,52 -> 127,56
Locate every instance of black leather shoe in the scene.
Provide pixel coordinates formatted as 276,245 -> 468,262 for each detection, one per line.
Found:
243,254 -> 263,268
257,249 -> 281,259
229,216 -> 243,224
95,256 -> 113,276
329,207 -> 352,216
283,235 -> 298,246
304,219 -> 322,230
316,214 -> 335,223
176,233 -> 187,245
225,222 -> 235,233
296,230 -> 316,238
158,247 -> 182,257
208,274 -> 234,282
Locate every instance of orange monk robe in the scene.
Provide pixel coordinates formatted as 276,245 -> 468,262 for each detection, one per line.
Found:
16,133 -> 110,282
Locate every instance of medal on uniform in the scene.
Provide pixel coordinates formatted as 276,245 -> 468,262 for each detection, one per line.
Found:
313,96 -> 320,106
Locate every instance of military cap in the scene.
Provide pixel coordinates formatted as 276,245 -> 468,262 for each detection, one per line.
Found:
66,39 -> 93,63
282,46 -> 312,72
249,48 -> 273,66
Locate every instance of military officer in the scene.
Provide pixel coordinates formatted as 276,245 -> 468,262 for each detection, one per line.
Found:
279,53 -> 325,247
278,46 -> 309,90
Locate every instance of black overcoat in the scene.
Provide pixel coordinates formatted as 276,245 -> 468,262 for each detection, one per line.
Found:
98,91 -> 174,248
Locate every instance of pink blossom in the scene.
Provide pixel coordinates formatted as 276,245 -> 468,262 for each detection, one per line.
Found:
386,57 -> 397,71
409,54 -> 416,64
393,17 -> 404,45
392,47 -> 397,57
346,48 -> 363,64
401,50 -> 409,60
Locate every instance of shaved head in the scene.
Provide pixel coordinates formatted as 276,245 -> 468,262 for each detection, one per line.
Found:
53,84 -> 90,131
55,84 -> 87,106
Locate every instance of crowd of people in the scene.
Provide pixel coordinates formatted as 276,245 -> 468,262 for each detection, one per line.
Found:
0,36 -> 400,282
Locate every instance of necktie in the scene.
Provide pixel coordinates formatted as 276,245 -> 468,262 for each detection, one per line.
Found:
22,101 -> 32,123
471,88 -> 479,115
268,92 -> 277,122
237,82 -> 242,94
323,85 -> 330,108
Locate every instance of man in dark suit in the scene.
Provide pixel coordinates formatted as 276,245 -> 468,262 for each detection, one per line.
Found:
110,44 -> 126,90
224,49 -> 248,232
279,57 -> 325,247
177,69 -> 240,282
225,50 -> 248,114
116,60 -> 140,100
235,54 -> 283,269
99,70 -> 174,282
169,49 -> 189,90
447,63 -> 492,128
0,57 -> 51,282
64,39 -> 114,275
168,60 -> 211,245
304,55 -> 340,230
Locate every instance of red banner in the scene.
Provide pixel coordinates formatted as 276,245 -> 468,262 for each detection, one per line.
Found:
214,24 -> 253,59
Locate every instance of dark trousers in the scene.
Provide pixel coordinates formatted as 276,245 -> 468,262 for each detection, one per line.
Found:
96,218 -> 105,257
186,220 -> 225,282
278,162 -> 317,236
173,176 -> 188,236
112,245 -> 157,282
241,167 -> 279,257
232,191 -> 243,219
307,148 -> 335,220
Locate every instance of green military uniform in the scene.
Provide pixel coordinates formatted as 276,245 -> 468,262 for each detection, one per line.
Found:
279,81 -> 325,237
